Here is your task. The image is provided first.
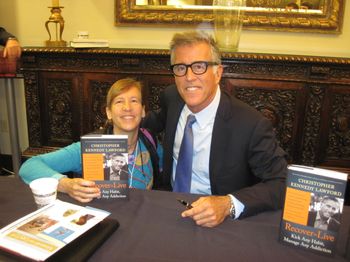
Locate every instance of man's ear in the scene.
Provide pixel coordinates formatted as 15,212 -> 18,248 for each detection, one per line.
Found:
215,65 -> 223,85
142,106 -> 146,118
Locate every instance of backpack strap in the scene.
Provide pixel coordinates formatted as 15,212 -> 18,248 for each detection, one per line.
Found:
138,128 -> 161,189
140,128 -> 157,149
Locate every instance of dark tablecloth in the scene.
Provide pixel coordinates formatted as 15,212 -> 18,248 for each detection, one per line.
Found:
0,176 -> 349,262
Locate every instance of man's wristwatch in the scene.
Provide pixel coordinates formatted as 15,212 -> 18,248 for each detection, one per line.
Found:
227,194 -> 236,219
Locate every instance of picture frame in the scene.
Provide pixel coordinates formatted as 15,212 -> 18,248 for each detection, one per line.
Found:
115,0 -> 345,33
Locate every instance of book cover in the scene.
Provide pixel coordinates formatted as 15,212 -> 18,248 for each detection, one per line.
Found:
279,165 -> 348,256
0,200 -> 111,261
81,134 -> 129,200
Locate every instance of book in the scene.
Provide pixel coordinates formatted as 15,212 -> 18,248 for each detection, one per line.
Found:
70,38 -> 109,48
0,200 -> 112,261
81,134 -> 129,200
279,165 -> 348,256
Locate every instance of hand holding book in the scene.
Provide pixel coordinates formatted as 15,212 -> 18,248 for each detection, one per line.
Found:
58,178 -> 101,203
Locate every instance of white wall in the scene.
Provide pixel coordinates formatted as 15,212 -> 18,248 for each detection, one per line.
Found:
0,0 -> 349,154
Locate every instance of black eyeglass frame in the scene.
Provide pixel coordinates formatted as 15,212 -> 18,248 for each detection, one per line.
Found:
169,61 -> 219,77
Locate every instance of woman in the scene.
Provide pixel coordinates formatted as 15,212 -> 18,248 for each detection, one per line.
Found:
19,78 -> 163,202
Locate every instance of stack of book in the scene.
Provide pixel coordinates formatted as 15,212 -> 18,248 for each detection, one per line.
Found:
70,38 -> 109,48
0,200 -> 119,261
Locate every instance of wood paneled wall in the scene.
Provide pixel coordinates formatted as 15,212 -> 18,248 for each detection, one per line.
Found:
21,47 -> 350,175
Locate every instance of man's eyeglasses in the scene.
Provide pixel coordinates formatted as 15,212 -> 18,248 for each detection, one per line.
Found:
169,61 -> 219,77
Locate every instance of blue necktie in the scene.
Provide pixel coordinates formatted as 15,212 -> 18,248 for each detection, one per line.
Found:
174,114 -> 196,193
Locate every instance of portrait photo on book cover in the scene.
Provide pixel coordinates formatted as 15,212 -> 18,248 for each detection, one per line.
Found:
307,193 -> 343,232
103,152 -> 128,181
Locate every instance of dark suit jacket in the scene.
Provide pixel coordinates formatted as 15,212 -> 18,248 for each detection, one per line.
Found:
144,85 -> 287,218
307,210 -> 340,232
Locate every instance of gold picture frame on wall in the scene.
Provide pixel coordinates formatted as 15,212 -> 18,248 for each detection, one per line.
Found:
115,0 -> 345,33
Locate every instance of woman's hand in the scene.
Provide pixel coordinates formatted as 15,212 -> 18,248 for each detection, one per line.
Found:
58,178 -> 100,203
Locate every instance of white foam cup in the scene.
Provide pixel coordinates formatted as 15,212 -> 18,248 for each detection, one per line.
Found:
29,177 -> 58,208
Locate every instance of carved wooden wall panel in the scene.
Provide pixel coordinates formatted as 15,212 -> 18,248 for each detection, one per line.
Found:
319,85 -> 350,168
141,75 -> 175,112
23,71 -> 41,148
223,78 -> 305,163
39,72 -> 80,147
300,85 -> 325,166
82,74 -> 118,133
223,61 -> 307,81
21,47 -> 350,175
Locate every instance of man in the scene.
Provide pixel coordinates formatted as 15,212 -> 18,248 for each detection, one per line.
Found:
104,153 -> 129,181
0,27 -> 21,58
145,31 -> 287,227
308,196 -> 341,232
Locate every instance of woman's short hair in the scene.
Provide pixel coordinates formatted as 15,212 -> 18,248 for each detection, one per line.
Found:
106,78 -> 143,109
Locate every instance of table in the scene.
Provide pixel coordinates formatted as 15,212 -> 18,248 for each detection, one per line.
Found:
0,176 -> 349,262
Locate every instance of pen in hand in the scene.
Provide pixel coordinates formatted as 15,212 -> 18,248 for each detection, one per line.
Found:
177,198 -> 193,209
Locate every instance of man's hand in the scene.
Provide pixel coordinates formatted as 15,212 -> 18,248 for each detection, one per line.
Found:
58,178 -> 100,203
181,195 -> 231,228
3,39 -> 21,58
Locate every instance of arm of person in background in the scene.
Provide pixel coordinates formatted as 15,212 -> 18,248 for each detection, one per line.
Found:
19,142 -> 100,202
0,27 -> 21,58
142,85 -> 174,133
143,110 -> 166,133
3,38 -> 21,58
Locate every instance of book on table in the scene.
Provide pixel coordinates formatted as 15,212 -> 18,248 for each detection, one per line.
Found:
0,200 -> 116,261
279,165 -> 348,256
70,38 -> 109,48
81,134 -> 129,200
